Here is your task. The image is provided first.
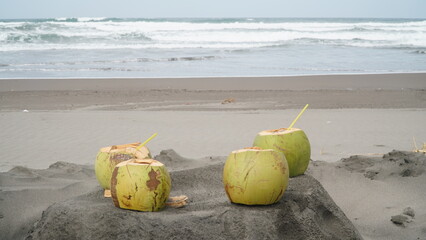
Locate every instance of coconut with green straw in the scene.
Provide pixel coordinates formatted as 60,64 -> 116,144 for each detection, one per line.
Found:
253,104 -> 311,177
95,133 -> 157,197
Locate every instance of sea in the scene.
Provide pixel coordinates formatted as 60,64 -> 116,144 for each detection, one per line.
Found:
0,17 -> 425,78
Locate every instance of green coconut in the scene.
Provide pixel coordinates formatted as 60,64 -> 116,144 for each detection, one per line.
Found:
111,159 -> 171,212
223,147 -> 289,205
95,142 -> 151,193
253,128 -> 311,177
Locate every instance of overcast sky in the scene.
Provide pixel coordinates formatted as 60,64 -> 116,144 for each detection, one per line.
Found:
1,0 -> 425,19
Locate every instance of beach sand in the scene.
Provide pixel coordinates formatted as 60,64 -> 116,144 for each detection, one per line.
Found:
0,73 -> 425,239
23,151 -> 363,240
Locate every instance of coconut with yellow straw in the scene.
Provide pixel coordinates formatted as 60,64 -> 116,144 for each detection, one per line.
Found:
253,104 -> 311,177
95,134 -> 157,197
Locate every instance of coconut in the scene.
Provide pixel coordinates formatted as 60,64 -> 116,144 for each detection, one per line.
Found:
253,128 -> 310,177
223,147 -> 289,205
111,159 -> 171,212
95,142 -> 151,196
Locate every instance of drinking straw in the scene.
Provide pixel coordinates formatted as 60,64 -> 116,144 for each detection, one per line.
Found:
136,133 -> 158,150
288,104 -> 309,129
413,136 -> 419,151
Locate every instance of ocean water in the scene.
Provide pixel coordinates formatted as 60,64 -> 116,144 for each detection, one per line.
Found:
0,17 -> 425,78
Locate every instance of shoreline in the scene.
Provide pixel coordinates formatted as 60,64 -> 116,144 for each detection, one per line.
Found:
2,71 -> 426,80
1,72 -> 424,111
1,72 -> 425,91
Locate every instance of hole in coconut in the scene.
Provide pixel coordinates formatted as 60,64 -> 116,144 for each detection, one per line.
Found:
267,128 -> 288,133
100,144 -> 150,160
110,153 -> 134,161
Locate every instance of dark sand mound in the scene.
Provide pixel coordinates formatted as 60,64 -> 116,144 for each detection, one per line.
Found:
338,150 -> 426,180
0,162 -> 98,240
27,159 -> 362,239
154,149 -> 225,171
2,161 -> 95,185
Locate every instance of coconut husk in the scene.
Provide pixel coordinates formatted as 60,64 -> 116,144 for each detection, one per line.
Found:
166,195 -> 188,208
104,190 -> 111,198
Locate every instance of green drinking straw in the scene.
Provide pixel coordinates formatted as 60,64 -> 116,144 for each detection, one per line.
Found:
288,104 -> 309,129
136,133 -> 158,150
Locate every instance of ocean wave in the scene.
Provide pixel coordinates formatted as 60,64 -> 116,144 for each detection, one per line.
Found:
114,32 -> 153,41
0,42 -> 274,51
335,26 -> 419,34
1,41 -> 425,52
53,17 -> 108,22
412,50 -> 426,54
2,18 -> 425,32
166,56 -> 217,61
5,33 -> 86,44
1,18 -> 426,51
2,32 -> 153,45
4,55 -> 219,68
12,23 -> 39,31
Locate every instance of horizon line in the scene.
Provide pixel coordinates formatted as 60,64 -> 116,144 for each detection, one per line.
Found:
1,16 -> 426,21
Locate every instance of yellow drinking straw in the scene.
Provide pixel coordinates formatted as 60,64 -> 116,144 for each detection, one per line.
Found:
288,104 -> 309,129
136,133 -> 158,150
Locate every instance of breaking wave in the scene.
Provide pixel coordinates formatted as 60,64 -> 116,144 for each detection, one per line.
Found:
1,18 -> 425,51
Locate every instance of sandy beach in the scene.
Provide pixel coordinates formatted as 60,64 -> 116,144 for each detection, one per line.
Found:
1,73 -> 425,239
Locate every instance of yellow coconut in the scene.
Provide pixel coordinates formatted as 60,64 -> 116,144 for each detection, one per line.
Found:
111,159 -> 171,212
223,147 -> 289,205
95,142 -> 151,193
253,128 -> 311,177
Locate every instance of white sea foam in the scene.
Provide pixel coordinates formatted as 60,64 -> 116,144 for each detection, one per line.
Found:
1,18 -> 425,51
77,17 -> 107,22
53,17 -> 107,22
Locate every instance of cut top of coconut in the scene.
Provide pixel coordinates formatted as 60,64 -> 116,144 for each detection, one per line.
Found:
232,147 -> 276,154
99,142 -> 141,152
132,159 -> 164,166
115,159 -> 164,167
99,145 -> 150,157
257,128 -> 301,136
